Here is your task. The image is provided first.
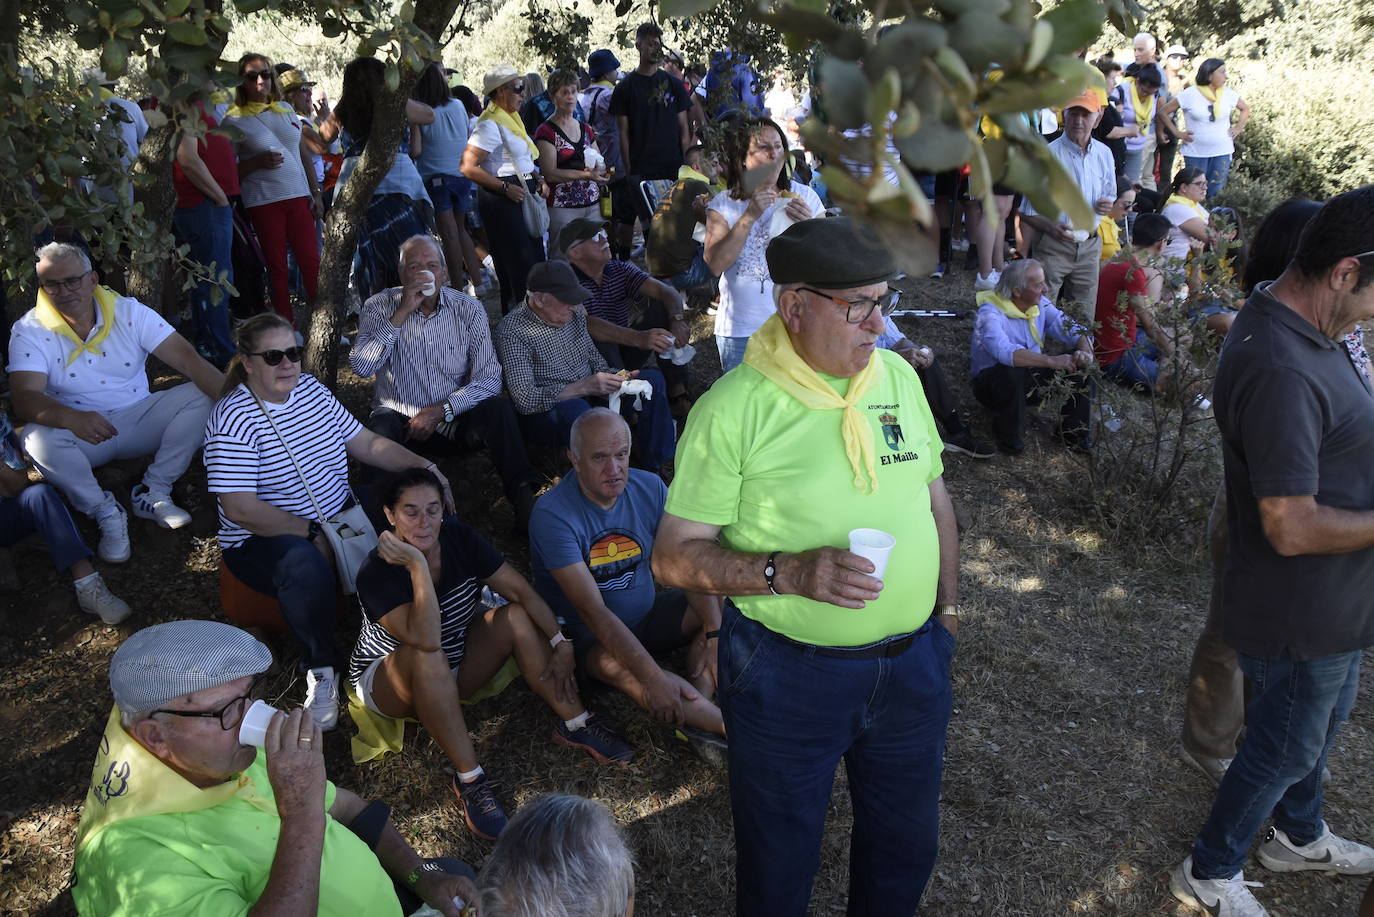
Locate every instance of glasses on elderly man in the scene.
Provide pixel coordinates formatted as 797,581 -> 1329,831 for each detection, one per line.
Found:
798,287 -> 902,324
38,270 -> 91,294
151,677 -> 263,731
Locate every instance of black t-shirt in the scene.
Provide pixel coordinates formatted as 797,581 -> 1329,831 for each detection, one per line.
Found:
1214,284 -> 1374,660
349,517 -> 504,681
608,70 -> 690,179
1094,102 -> 1126,177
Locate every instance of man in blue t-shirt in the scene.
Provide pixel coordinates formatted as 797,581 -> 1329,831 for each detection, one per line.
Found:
530,408 -> 725,762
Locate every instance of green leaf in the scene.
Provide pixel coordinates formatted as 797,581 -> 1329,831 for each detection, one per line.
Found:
101,39 -> 128,78
868,19 -> 947,76
233,0 -> 272,14
892,118 -> 972,172
398,0 -> 413,21
947,12 -> 1028,73
65,1 -> 97,27
932,0 -> 1010,16
659,0 -> 720,16
614,0 -> 634,15
163,0 -> 191,16
868,68 -> 899,135
165,20 -> 208,44
385,59 -> 400,92
321,17 -> 344,38
1023,19 -> 1053,71
818,56 -> 868,131
113,8 -> 144,28
1041,0 -> 1105,56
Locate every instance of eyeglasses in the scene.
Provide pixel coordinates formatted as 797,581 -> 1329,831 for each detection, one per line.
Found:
509,83 -> 525,94
247,346 -> 304,366
244,70 -> 274,82
1350,250 -> 1374,260
38,270 -> 91,294
151,677 -> 262,731
798,287 -> 901,324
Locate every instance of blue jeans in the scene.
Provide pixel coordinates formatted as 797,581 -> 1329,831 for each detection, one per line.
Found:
716,335 -> 750,373
1191,649 -> 1362,878
172,201 -> 235,366
664,249 -> 715,295
1103,331 -> 1161,389
222,534 -> 339,670
0,483 -> 92,573
519,368 -> 676,470
719,602 -> 955,916
1184,154 -> 1232,200
1122,148 -> 1144,188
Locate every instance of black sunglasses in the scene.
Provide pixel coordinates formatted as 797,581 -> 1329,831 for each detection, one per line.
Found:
247,346 -> 304,366
510,83 -> 525,94
244,70 -> 274,82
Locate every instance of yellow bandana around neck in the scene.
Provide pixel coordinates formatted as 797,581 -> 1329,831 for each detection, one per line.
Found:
224,100 -> 294,118
977,289 -> 1042,347
1166,192 -> 1209,222
477,101 -> 539,160
1197,83 -> 1221,104
36,284 -> 120,366
742,314 -> 885,494
678,163 -> 711,184
1123,77 -> 1155,132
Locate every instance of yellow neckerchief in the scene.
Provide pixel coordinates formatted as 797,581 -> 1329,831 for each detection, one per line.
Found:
98,87 -> 115,101
35,284 -> 120,367
678,164 -> 711,184
1123,77 -> 1155,132
477,101 -> 538,160
1166,192 -> 1209,222
1098,215 -> 1121,262
1197,83 -> 1221,104
977,289 -> 1042,347
742,313 -> 885,494
76,706 -> 272,853
224,101 -> 294,118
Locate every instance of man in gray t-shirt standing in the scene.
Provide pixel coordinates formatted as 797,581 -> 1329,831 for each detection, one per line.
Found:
1170,186 -> 1374,917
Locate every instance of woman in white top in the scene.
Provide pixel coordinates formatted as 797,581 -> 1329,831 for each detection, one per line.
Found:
1177,58 -> 1249,200
703,117 -> 824,372
1159,166 -> 1217,298
1112,63 -> 1162,191
461,64 -> 549,314
223,54 -> 323,321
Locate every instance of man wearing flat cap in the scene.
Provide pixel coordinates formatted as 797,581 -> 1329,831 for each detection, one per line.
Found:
495,260 -> 676,471
653,216 -> 961,915
72,620 -> 476,916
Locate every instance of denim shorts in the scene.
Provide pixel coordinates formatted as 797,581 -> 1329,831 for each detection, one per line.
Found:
427,173 -> 476,214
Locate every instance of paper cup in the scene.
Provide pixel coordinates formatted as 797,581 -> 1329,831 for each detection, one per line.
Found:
238,699 -> 280,748
417,269 -> 436,297
848,528 -> 895,582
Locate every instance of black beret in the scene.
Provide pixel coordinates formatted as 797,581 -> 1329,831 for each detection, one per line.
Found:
765,216 -> 896,290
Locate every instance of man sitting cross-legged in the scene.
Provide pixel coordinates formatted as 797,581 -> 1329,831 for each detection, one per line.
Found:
529,408 -> 726,764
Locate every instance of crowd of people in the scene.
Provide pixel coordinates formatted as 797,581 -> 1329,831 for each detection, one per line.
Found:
7,20 -> 1374,917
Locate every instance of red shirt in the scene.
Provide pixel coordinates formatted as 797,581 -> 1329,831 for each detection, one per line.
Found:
173,105 -> 241,207
1094,257 -> 1152,366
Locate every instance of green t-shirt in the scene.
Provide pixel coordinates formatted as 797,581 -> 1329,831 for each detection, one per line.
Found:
665,349 -> 944,646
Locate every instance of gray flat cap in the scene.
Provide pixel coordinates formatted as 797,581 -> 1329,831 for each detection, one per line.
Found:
110,620 -> 272,713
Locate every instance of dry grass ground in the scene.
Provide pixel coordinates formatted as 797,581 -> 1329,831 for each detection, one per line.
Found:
1,267 -> 1370,916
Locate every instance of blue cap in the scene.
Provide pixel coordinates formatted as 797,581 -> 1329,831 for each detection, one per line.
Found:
588,49 -> 620,79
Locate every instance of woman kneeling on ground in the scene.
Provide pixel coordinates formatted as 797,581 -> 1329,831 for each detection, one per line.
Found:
351,467 -> 634,841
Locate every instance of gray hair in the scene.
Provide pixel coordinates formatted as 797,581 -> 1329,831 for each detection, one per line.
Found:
475,795 -> 635,917
995,258 -> 1043,301
771,281 -> 802,311
397,234 -> 445,275
1133,32 -> 1156,48
36,241 -> 92,273
569,407 -> 628,458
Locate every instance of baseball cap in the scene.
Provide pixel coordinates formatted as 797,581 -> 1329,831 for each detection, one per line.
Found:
1062,89 -> 1104,113
110,620 -> 273,714
559,218 -> 609,254
1164,44 -> 1190,58
527,260 -> 591,304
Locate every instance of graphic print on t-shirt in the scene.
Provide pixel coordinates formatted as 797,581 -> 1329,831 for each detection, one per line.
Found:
870,402 -> 921,466
587,529 -> 644,592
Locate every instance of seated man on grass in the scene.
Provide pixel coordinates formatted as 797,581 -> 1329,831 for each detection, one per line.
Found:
529,408 -> 726,765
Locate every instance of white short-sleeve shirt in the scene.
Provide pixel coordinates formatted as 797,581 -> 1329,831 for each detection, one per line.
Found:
1178,86 -> 1240,159
467,117 -> 537,177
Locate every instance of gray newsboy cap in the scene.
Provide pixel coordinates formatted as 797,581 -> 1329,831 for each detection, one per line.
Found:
110,620 -> 272,714
766,216 -> 896,290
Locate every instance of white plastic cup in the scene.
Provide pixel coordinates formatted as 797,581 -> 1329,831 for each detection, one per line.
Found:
848,528 -> 896,582
238,699 -> 281,748
417,269 -> 437,297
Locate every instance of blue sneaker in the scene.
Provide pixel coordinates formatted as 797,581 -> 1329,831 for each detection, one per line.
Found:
554,714 -> 635,765
452,773 -> 507,840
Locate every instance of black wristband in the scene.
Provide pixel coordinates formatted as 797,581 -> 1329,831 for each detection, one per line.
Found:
764,551 -> 781,596
704,629 -> 720,640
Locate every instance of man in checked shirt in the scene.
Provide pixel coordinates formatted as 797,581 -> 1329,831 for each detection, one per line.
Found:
351,235 -> 541,531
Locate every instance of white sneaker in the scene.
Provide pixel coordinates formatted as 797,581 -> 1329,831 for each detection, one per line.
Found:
94,494 -> 131,564
304,666 -> 339,731
130,484 -> 192,530
1257,823 -> 1374,875
1169,857 -> 1269,916
974,270 -> 1000,291
74,573 -> 131,624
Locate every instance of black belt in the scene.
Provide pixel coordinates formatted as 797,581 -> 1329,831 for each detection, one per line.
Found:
775,621 -> 931,659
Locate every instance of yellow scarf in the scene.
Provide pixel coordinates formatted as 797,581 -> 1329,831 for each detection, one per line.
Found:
1166,192 -> 1209,222
742,314 -> 885,494
477,101 -> 538,161
678,163 -> 711,184
224,101 -> 294,118
1123,77 -> 1155,132
36,284 -> 120,367
977,289 -> 1042,347
97,87 -> 115,101
1197,83 -> 1220,104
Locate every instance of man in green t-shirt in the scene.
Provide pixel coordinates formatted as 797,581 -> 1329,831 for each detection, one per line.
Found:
72,620 -> 476,916
653,217 -> 961,916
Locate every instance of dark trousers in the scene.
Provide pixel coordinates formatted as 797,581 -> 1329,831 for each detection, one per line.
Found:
0,483 -> 92,573
223,534 -> 339,670
971,363 -> 1092,451
478,178 -> 546,314
519,368 -> 676,470
592,296 -> 689,393
917,359 -> 967,436
365,398 -> 539,502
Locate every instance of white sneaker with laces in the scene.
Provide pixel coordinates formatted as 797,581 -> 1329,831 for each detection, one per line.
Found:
94,494 -> 131,564
1257,823 -> 1374,875
1169,857 -> 1269,916
130,484 -> 192,530
74,573 -> 132,624
304,666 -> 339,731
974,270 -> 1000,291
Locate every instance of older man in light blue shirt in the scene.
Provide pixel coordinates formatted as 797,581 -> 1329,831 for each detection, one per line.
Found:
1020,90 -> 1118,310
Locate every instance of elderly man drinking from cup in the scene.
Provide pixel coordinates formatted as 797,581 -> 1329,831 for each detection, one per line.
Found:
652,216 -> 962,917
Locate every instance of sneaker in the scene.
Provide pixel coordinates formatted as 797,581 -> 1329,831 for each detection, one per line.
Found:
304,666 -> 339,731
553,714 -> 635,765
1180,745 -> 1233,786
452,773 -> 508,840
1257,823 -> 1374,875
673,724 -> 728,769
951,237 -> 970,252
130,484 -> 191,530
929,262 -> 947,279
943,429 -> 995,459
94,494 -> 131,564
74,573 -> 132,624
973,269 -> 1001,291
1169,857 -> 1269,916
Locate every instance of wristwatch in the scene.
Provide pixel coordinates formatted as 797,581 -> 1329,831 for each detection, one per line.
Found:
763,551 -> 781,596
936,603 -> 961,618
405,861 -> 445,886
442,401 -> 455,424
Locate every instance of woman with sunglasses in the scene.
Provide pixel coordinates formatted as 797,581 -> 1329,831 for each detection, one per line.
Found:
204,313 -> 452,731
222,53 -> 322,321
1175,58 -> 1249,200
461,64 -> 549,313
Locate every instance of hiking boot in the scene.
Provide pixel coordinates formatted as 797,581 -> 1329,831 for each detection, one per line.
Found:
130,484 -> 192,530
94,493 -> 131,564
304,666 -> 339,731
74,573 -> 132,624
1257,823 -> 1374,875
553,714 -> 635,765
943,429 -> 995,459
1169,857 -> 1269,916
1180,745 -> 1232,786
673,724 -> 728,769
452,773 -> 508,840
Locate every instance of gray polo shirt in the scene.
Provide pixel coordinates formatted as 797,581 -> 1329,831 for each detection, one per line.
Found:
1214,281 -> 1374,659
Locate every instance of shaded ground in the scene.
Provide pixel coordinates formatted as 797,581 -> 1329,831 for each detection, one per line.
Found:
1,267 -> 1370,916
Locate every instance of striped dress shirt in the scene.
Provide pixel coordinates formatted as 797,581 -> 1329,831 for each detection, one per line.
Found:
494,305 -> 610,415
349,286 -> 503,418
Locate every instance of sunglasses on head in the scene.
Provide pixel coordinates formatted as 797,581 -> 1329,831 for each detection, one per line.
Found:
247,346 -> 304,366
